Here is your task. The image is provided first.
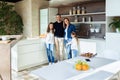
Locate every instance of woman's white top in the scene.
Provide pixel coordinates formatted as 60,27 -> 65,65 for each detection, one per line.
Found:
45,32 -> 54,44
65,27 -> 68,40
67,38 -> 78,50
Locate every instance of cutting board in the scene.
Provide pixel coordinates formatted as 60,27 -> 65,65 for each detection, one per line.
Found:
0,40 -> 11,44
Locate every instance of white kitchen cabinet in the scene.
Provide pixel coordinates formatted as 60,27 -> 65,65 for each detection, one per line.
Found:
11,38 -> 48,71
40,8 -> 58,34
106,0 -> 120,16
102,33 -> 120,60
79,39 -> 105,57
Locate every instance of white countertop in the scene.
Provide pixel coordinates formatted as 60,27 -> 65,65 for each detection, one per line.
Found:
31,57 -> 116,80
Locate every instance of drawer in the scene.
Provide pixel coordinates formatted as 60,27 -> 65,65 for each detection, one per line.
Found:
17,38 -> 45,46
18,43 -> 46,55
18,51 -> 47,68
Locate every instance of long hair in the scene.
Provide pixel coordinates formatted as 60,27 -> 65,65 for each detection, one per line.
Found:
71,31 -> 78,43
63,17 -> 70,28
47,22 -> 54,33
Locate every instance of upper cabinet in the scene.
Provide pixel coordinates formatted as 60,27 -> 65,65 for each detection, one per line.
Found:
106,0 -> 120,16
40,8 -> 58,34
106,0 -> 120,32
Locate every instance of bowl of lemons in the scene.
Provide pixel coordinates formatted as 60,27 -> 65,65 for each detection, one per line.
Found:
74,60 -> 89,71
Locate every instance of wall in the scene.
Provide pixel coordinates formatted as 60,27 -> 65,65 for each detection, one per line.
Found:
31,0 -> 49,37
15,0 -> 48,38
15,0 -> 32,37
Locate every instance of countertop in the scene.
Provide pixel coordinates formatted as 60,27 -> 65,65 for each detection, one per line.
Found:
31,57 -> 116,80
0,35 -> 23,47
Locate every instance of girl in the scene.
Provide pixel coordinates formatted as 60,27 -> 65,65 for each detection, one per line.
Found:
66,32 -> 78,58
45,22 -> 55,64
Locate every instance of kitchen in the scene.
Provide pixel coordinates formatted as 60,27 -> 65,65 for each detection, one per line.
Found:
0,0 -> 120,80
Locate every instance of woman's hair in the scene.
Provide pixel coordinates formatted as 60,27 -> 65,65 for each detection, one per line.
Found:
47,22 -> 54,33
63,17 -> 70,28
71,31 -> 78,43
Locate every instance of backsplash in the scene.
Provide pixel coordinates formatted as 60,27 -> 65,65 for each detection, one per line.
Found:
74,24 -> 105,39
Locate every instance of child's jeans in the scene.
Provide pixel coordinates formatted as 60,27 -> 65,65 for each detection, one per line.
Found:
71,49 -> 78,58
46,43 -> 54,63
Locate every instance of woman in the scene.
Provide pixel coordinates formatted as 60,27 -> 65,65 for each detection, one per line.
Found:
63,17 -> 76,59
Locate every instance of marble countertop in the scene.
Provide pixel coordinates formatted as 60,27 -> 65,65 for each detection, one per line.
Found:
0,35 -> 23,47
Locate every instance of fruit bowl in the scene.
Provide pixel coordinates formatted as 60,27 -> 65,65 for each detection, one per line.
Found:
80,52 -> 97,58
74,60 -> 90,71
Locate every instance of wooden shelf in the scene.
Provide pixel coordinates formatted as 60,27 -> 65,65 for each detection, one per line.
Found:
61,12 -> 106,17
71,21 -> 106,24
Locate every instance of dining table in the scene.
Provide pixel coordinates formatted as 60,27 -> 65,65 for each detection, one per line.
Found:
31,56 -> 120,80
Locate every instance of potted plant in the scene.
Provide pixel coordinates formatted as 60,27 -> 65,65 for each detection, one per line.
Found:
0,1 -> 23,35
109,17 -> 120,33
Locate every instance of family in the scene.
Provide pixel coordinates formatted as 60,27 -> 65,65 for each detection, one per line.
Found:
45,14 -> 79,64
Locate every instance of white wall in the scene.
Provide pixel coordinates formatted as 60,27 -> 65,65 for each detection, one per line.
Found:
15,0 -> 49,38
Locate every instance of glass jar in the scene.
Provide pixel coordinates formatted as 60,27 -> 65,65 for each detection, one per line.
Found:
81,7 -> 86,14
72,7 -> 76,15
77,6 -> 80,14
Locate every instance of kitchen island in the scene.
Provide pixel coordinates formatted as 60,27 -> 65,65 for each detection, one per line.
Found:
31,56 -> 119,80
0,35 -> 23,80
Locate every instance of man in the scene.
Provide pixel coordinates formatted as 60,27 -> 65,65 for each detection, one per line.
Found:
54,14 -> 64,61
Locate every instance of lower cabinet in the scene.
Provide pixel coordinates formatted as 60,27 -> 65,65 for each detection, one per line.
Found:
79,39 -> 105,57
11,38 -> 48,71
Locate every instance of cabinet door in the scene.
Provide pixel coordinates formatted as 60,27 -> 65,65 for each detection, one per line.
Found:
103,33 -> 120,60
40,8 -> 58,34
106,0 -> 120,16
40,9 -> 48,34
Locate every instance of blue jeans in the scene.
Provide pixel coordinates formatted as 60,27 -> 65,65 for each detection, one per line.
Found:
46,43 -> 54,63
71,49 -> 78,58
64,39 -> 72,59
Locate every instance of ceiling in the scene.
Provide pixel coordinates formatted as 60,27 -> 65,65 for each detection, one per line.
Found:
0,0 -> 104,6
49,0 -> 104,7
0,0 -> 22,3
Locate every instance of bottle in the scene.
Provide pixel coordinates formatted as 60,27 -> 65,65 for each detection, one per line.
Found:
69,9 -> 72,15
74,16 -> 78,22
77,6 -> 80,14
82,17 -> 86,22
88,16 -> 92,22
72,7 -> 76,15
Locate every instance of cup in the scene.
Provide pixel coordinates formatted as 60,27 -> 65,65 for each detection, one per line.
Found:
1,36 -> 8,41
90,28 -> 94,32
95,28 -> 100,33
